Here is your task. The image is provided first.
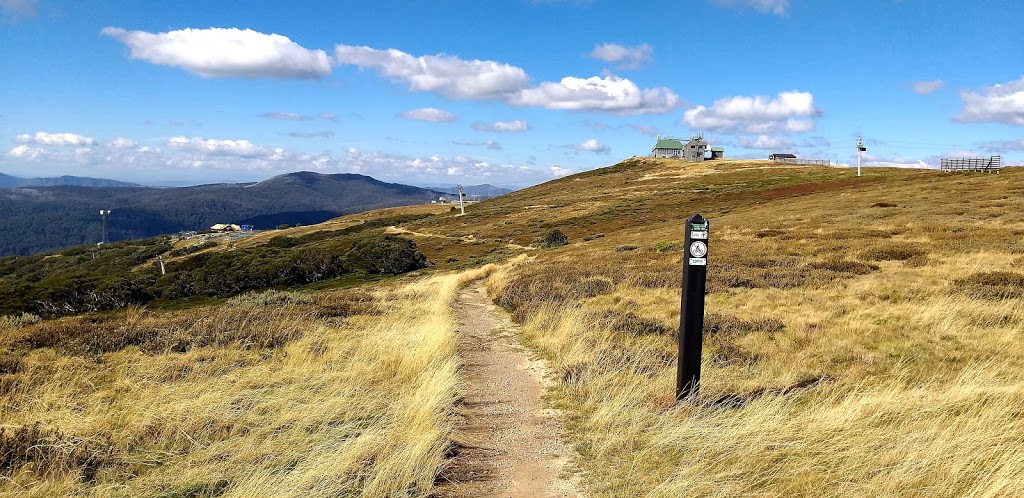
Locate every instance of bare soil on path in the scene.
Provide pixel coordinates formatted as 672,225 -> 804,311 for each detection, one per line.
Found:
436,283 -> 579,498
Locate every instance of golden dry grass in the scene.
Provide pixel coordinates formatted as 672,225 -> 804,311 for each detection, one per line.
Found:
0,266 -> 493,497
469,163 -> 1024,496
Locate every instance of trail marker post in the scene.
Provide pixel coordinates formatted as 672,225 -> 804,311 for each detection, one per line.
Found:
677,214 -> 709,400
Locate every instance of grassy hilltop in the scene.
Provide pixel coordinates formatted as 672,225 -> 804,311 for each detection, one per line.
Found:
2,158 -> 1024,496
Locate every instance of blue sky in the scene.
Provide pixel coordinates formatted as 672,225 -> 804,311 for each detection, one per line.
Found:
0,0 -> 1021,187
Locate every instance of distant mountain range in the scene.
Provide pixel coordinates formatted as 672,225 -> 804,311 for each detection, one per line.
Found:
0,171 -> 445,256
0,172 -> 140,188
421,184 -> 515,197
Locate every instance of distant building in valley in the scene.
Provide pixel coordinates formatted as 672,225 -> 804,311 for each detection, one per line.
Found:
210,223 -> 241,232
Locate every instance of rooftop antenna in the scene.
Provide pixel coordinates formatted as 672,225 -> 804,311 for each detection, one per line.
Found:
857,136 -> 867,177
456,184 -> 465,216
100,209 -> 111,244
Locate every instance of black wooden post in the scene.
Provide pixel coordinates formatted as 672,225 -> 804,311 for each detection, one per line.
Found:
677,214 -> 709,400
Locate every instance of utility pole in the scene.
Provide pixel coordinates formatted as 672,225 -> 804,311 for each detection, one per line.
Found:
456,184 -> 465,216
100,209 -> 111,244
857,136 -> 866,177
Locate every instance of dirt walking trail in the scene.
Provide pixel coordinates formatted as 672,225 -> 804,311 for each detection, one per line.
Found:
436,282 -> 580,498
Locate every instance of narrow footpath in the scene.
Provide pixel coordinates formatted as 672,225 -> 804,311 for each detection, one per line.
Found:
436,283 -> 579,498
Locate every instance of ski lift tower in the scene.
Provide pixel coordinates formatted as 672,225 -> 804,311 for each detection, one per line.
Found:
100,209 -> 111,244
857,136 -> 867,177
456,184 -> 466,216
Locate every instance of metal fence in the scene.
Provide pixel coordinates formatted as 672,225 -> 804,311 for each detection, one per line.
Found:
940,155 -> 1001,173
772,158 -> 831,166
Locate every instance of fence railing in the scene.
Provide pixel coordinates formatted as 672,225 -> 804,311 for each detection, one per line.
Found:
941,156 -> 1001,173
772,158 -> 831,166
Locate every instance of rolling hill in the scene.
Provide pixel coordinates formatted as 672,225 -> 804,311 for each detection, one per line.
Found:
0,172 -> 140,188
3,158 -> 1024,496
0,171 -> 444,255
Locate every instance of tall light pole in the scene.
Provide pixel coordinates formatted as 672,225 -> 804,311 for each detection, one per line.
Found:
100,209 -> 111,244
857,136 -> 866,177
456,184 -> 465,216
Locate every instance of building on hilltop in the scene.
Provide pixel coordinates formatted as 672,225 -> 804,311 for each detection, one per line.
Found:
652,136 -> 685,158
683,133 -> 708,162
650,133 -> 716,162
769,153 -> 797,160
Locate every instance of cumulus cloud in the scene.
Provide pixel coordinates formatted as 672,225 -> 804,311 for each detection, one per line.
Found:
473,119 -> 529,132
15,131 -> 96,146
712,0 -> 789,15
0,0 -> 37,18
738,135 -> 795,150
260,112 -> 312,120
288,131 -> 335,138
167,136 -> 277,158
589,43 -> 653,70
511,73 -> 679,114
335,45 -> 530,100
910,80 -> 945,95
106,137 -> 138,149
860,153 -> 930,169
336,44 -> 679,115
956,76 -> 1024,126
397,107 -> 458,122
318,112 -> 338,121
566,138 -> 610,154
453,139 -> 503,150
6,144 -> 47,160
683,91 -> 821,133
101,27 -> 332,79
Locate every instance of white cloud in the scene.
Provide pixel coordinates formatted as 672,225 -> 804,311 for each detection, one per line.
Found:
979,139 -> 1024,152
0,0 -> 37,18
567,138 -> 611,154
335,45 -> 530,100
683,91 -> 821,133
738,134 -> 794,150
511,73 -> 679,115
102,27 -> 332,79
860,153 -> 930,169
712,0 -> 789,15
549,166 -> 573,177
318,112 -> 338,121
6,144 -> 47,161
397,107 -> 458,122
260,112 -> 312,120
589,43 -> 653,70
956,76 -> 1024,126
15,131 -> 96,146
167,136 -> 275,158
910,80 -> 945,95
335,44 -> 679,115
473,119 -> 529,132
106,137 -> 138,149
453,140 -> 503,150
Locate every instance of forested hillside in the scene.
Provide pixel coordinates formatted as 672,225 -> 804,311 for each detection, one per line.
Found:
0,171 -> 444,255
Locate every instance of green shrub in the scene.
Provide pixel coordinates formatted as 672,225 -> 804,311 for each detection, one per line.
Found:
615,245 -> 639,252
342,235 -> 428,274
541,229 -> 569,248
277,224 -> 290,230
267,235 -> 297,248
